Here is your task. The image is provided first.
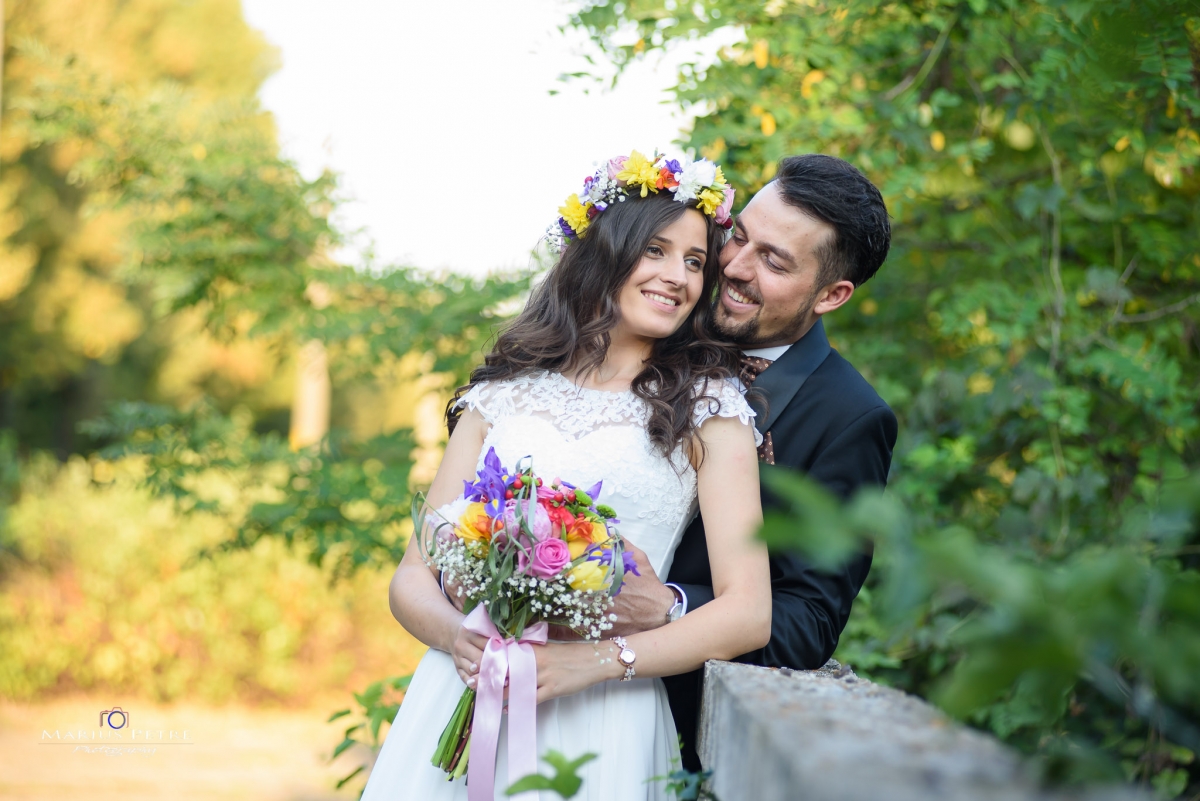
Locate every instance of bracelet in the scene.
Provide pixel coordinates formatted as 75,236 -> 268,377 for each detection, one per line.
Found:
611,636 -> 636,681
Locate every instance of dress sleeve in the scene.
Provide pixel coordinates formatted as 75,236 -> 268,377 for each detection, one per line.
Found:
692,378 -> 763,447
453,381 -> 506,425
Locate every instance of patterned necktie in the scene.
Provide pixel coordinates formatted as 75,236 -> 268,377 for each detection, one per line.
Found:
738,355 -> 775,465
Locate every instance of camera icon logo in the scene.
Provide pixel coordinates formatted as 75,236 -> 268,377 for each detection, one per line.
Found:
100,707 -> 129,729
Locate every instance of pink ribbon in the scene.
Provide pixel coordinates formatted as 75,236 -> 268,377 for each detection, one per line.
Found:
462,605 -> 547,801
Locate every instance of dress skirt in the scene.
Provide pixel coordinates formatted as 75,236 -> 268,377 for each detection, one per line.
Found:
360,647 -> 680,800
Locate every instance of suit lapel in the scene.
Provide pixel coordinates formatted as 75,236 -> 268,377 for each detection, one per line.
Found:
749,319 -> 832,436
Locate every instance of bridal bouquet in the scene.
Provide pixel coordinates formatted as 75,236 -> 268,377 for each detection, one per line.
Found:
414,447 -> 636,795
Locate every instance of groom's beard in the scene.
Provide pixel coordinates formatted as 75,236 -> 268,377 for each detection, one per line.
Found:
713,278 -> 818,347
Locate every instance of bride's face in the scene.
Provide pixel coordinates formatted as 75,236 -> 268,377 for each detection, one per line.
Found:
613,209 -> 708,343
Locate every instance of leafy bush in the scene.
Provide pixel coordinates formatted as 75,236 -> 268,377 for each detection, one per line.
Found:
0,455 -> 425,703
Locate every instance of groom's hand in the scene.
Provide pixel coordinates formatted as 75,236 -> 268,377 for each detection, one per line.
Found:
606,538 -> 676,637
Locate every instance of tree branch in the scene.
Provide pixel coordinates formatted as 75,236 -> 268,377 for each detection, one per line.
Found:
882,14 -> 959,101
1114,293 -> 1200,324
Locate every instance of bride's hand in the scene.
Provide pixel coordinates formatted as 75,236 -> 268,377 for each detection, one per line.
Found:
452,625 -> 488,688
534,642 -> 622,704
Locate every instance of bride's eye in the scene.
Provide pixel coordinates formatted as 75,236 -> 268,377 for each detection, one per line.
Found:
685,256 -> 702,271
646,245 -> 664,257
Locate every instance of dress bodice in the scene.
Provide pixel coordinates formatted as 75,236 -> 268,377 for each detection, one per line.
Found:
455,371 -> 757,578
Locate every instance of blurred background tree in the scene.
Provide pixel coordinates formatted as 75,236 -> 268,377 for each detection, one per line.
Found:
0,0 -> 525,710
0,0 -> 282,456
569,0 -> 1199,795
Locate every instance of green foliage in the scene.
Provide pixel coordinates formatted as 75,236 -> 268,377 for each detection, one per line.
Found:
505,750 -> 599,799
81,400 -> 415,576
656,762 -> 714,801
16,46 -> 527,576
0,456 -> 420,702
762,466 -> 1200,785
572,0 -> 1200,794
0,431 -> 20,568
327,674 -> 413,792
15,43 -> 335,337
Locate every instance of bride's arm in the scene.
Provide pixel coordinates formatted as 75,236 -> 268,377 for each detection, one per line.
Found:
534,414 -> 771,701
388,407 -> 489,656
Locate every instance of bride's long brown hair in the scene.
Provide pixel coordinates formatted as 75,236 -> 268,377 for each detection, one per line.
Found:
446,191 -> 742,460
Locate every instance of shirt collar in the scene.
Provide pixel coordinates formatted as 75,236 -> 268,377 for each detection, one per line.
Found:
741,343 -> 793,362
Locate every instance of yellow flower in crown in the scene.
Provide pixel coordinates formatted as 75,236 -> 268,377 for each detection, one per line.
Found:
558,194 -> 593,236
697,187 -> 725,215
567,560 -> 609,592
616,150 -> 663,197
547,150 -> 736,252
697,167 -> 729,215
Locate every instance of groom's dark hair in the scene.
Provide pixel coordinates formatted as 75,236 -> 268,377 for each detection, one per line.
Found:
773,154 -> 890,287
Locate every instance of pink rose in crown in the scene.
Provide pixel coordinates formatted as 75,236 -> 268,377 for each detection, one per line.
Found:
714,186 -> 736,229
520,538 -> 572,580
607,156 -> 629,184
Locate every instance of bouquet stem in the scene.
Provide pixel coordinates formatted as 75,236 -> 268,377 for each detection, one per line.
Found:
432,687 -> 475,775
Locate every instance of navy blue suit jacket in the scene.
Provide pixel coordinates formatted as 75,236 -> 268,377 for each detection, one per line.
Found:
664,319 -> 898,768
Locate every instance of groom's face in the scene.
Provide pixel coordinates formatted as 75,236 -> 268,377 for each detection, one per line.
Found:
713,183 -> 836,347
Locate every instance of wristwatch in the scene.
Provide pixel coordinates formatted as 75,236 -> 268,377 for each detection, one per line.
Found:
611,636 -> 636,681
665,583 -> 687,623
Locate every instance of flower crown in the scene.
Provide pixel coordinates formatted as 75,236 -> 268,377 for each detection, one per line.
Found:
546,150 -> 736,253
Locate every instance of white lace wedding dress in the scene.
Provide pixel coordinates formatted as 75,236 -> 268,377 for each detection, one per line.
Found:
361,370 -> 757,801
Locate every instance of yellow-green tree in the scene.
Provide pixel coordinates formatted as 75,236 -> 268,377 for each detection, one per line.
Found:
0,0 -> 279,453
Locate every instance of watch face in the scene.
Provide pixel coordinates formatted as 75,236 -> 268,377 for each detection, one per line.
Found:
619,648 -> 636,666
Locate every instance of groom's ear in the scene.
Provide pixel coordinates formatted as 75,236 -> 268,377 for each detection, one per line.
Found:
813,280 -> 855,317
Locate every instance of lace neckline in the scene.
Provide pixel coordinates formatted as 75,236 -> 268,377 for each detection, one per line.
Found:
547,370 -> 635,398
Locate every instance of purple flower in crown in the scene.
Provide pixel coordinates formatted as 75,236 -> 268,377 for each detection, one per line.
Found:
462,446 -> 509,517
558,218 -> 576,239
662,158 -> 682,175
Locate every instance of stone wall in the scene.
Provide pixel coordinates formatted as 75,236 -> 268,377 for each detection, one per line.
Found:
696,660 -> 1148,801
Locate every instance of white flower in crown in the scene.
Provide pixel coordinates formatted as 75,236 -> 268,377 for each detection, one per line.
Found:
582,174 -> 608,205
672,158 -> 719,203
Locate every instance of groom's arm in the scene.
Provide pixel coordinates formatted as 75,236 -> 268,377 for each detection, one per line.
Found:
674,404 -> 897,668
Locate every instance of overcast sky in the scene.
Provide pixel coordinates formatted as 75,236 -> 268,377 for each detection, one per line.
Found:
240,0 -> 738,277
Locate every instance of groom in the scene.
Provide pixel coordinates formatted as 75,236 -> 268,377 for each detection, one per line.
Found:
612,153 -> 898,770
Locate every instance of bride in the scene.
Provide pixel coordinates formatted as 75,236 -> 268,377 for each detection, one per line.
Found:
362,151 -> 771,800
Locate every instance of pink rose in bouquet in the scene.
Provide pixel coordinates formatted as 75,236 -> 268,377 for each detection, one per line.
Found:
520,538 -> 572,579
417,448 -> 633,790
